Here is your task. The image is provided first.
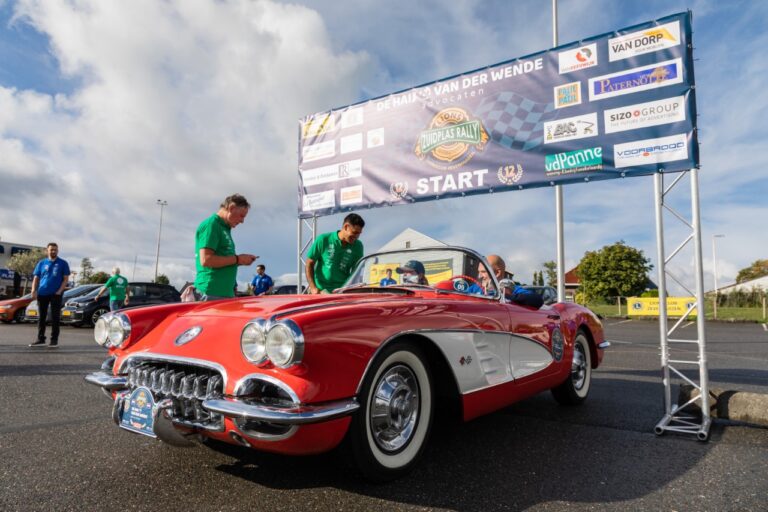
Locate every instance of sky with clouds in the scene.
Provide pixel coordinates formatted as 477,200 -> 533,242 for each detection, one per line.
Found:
0,0 -> 764,293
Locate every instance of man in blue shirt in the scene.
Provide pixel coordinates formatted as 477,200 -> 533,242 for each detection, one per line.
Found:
251,264 -> 274,296
379,268 -> 397,287
29,242 -> 70,348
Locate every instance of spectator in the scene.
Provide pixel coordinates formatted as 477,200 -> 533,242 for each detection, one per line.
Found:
251,264 -> 274,296
29,242 -> 70,348
379,268 -> 397,287
305,213 -> 365,294
94,267 -> 130,311
194,194 -> 258,301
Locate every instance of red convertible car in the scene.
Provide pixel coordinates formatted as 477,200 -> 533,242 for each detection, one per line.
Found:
86,247 -> 607,481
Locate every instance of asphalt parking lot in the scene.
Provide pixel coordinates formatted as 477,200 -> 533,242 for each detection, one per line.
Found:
1,320 -> 766,511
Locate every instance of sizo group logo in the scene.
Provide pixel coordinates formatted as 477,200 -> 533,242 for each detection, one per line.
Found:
604,96 -> 686,134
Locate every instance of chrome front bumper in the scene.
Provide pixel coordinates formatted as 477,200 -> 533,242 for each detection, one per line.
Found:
84,370 -> 359,426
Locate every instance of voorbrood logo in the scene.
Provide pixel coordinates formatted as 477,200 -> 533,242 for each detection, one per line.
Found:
613,134 -> 688,168
604,96 -> 686,134
609,21 -> 681,62
558,44 -> 598,74
588,58 -> 683,101
414,108 -> 489,171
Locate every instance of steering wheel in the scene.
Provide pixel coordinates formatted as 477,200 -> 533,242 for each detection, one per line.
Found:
433,274 -> 482,293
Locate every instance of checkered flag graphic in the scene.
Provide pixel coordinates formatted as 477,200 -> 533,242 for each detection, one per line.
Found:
475,92 -> 557,151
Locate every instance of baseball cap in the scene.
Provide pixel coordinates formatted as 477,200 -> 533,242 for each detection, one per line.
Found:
396,260 -> 425,274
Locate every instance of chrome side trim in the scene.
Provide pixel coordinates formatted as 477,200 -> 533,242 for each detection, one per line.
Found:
85,371 -> 128,390
354,328 -> 548,396
117,352 -> 228,390
202,397 -> 359,425
598,341 -> 611,349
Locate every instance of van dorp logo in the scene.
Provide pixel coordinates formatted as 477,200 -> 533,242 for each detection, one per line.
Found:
414,108 -> 489,171
497,164 -> 524,185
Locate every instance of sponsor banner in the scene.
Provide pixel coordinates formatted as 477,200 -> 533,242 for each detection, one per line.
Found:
589,58 -> 683,101
544,112 -> 599,144
604,95 -> 686,134
558,44 -> 598,74
614,133 -> 688,168
609,21 -> 681,62
628,297 -> 697,317
298,12 -> 697,218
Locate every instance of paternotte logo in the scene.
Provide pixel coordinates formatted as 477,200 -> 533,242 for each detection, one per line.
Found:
545,147 -> 603,177
414,107 -> 489,171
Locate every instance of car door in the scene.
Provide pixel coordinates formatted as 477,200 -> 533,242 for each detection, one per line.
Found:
502,299 -> 561,381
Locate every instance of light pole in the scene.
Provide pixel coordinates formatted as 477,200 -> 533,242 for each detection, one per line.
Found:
712,234 -> 725,320
155,200 -> 168,282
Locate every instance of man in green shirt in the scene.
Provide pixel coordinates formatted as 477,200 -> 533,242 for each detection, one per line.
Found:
95,267 -> 130,311
306,213 -> 365,293
194,194 -> 258,300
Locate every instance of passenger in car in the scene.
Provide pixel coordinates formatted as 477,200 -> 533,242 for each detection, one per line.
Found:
396,260 -> 429,285
482,254 -> 543,308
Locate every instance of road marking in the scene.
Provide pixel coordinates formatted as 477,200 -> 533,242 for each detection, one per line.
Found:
682,322 -> 694,329
608,340 -> 633,345
762,323 -> 767,332
610,319 -> 634,325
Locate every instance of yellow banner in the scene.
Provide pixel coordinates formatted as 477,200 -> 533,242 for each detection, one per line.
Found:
369,258 -> 455,286
627,297 -> 697,317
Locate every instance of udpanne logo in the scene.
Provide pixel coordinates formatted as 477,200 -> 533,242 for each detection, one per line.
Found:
544,147 -> 603,177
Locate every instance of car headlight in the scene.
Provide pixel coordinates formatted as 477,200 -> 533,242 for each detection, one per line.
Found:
94,316 -> 110,346
106,314 -> 131,348
241,319 -> 268,364
265,320 -> 304,368
0,304 -> 12,309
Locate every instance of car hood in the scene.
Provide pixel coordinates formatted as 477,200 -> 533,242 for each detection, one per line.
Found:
0,297 -> 29,306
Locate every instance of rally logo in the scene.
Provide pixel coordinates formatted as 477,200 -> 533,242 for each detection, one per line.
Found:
609,21 -> 681,61
589,58 -> 683,101
414,108 -> 489,171
544,147 -> 603,177
390,181 -> 409,199
497,164 -> 524,185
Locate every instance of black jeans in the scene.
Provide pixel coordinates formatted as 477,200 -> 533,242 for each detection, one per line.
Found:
37,294 -> 63,343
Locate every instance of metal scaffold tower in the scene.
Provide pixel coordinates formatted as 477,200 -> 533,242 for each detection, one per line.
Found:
653,168 -> 711,440
296,216 -> 317,294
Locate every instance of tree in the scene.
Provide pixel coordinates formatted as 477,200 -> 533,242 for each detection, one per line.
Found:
532,271 -> 544,286
577,241 -> 653,302
154,274 -> 170,285
7,248 -> 46,294
735,259 -> 768,283
542,260 -> 558,287
80,258 -> 94,283
89,271 -> 110,284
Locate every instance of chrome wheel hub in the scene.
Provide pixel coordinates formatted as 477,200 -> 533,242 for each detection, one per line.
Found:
370,364 -> 419,453
571,344 -> 587,390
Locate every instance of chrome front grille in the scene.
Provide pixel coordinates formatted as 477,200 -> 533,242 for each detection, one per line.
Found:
125,360 -> 224,430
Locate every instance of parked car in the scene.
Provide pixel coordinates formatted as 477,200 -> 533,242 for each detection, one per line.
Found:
63,282 -> 180,327
0,293 -> 33,323
523,285 -> 558,306
24,284 -> 102,323
267,284 -> 306,295
85,246 -> 606,481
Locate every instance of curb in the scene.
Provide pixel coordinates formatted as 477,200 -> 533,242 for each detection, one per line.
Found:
679,384 -> 768,428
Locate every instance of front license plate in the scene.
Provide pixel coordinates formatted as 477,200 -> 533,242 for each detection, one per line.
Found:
119,387 -> 157,438
62,310 -> 71,317
28,310 -> 38,317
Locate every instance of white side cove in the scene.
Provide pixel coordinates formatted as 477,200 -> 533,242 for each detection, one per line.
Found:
425,331 -> 553,394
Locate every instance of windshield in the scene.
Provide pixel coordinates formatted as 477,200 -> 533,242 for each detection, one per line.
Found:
343,247 -> 499,299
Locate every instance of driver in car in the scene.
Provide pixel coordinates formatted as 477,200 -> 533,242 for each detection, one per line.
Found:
396,260 -> 429,285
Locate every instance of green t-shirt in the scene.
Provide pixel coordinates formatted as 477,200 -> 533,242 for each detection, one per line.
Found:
103,274 -> 128,301
307,231 -> 363,292
194,213 -> 237,298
